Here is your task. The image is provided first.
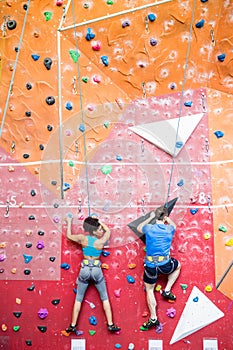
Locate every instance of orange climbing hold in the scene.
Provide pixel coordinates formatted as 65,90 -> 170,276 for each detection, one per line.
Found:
128,263 -> 136,269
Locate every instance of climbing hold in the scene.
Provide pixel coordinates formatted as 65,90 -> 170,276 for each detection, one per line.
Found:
23,4 -> 28,10
127,275 -> 135,283
13,312 -> 22,318
24,269 -> 31,275
195,19 -> 205,28
82,76 -> 88,83
51,299 -> 60,305
89,330 -> 96,336
115,344 -> 122,349
122,20 -> 130,28
218,225 -> 227,232
69,49 -> 80,63
204,233 -> 211,240
27,284 -> 35,291
101,164 -> 112,175
83,3 -> 89,8
184,101 -> 192,107
217,54 -> 226,62
26,83 -> 32,90
38,230 -> 45,236
31,54 -> 40,61
67,213 -> 73,218
7,20 -> 17,30
180,283 -> 188,291
93,75 -> 101,83
155,284 -> 162,292
79,123 -> 85,132
1,324 -> 7,331
39,144 -> 44,150
16,298 -> 21,304
169,82 -> 177,90
150,38 -> 158,46
28,215 -> 35,220
89,315 -> 97,325
102,263 -> 109,269
46,96 -> 55,105
128,343 -> 135,350
30,189 -> 36,196
13,325 -> 20,332
85,28 -> 95,41
51,180 -> 57,185
114,288 -> 121,297
23,153 -> 30,159
53,216 -> 59,223
25,340 -> 32,346
177,179 -> 184,187
38,325 -> 47,333
56,0 -> 63,6
0,269 -> 5,273
205,285 -> 213,292
63,183 -> 70,191
47,125 -> 53,131
175,141 -> 183,148
49,256 -> 56,262
116,155 -> 122,161
128,263 -> 136,269
155,322 -> 163,334
225,238 -> 233,247
38,308 -> 48,319
201,0 -> 208,2
193,296 -> 199,302
101,56 -> 109,66
104,121 -> 109,128
102,250 -> 110,257
91,41 -> 101,51
214,130 -> 224,138
43,57 -> 52,70
44,12 -> 52,21
107,0 -> 114,4
23,254 -> 33,264
190,208 -> 198,215
25,111 -> 31,117
65,102 -> 73,110
60,262 -> 70,270
36,241 -> 45,249
166,307 -> 176,318
148,13 -> 156,22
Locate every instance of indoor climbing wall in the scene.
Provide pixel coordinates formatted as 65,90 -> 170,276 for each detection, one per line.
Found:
0,0 -> 232,350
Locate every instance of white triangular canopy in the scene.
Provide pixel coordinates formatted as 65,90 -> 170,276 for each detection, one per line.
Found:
129,113 -> 203,157
170,286 -> 224,344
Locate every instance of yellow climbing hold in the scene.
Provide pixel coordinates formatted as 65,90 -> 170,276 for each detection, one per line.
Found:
204,233 -> 211,240
205,285 -> 213,292
155,284 -> 162,292
225,238 -> 233,247
16,298 -> 21,304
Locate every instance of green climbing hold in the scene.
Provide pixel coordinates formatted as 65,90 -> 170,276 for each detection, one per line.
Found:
104,121 -> 109,128
69,49 -> 80,63
68,160 -> 74,167
13,325 -> 20,332
82,77 -> 88,83
44,12 -> 52,21
107,0 -> 114,4
219,225 -> 227,232
180,283 -> 188,290
89,330 -> 96,336
101,165 -> 112,175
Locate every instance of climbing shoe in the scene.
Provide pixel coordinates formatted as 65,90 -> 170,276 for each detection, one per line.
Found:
161,290 -> 176,301
108,323 -> 121,332
141,318 -> 160,330
61,324 -> 76,336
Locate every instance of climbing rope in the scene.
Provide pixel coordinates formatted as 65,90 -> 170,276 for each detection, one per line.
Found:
71,0 -> 91,215
0,0 -> 31,138
165,0 -> 197,206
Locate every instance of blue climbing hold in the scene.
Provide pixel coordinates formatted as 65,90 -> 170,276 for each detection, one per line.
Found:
63,183 -> 70,191
184,101 -> 192,107
115,344 -> 122,349
193,296 -> 199,302
195,19 -> 205,28
217,54 -> 226,62
89,315 -> 97,325
31,54 -> 40,61
85,28 -> 95,41
60,263 -> 70,270
214,130 -> 224,138
102,250 -> 110,257
127,275 -> 135,284
79,123 -> 85,132
190,208 -> 198,215
65,102 -> 73,110
201,0 -> 208,2
23,254 -> 33,264
177,179 -> 184,187
67,213 -> 73,218
101,56 -> 109,66
175,141 -> 183,149
116,155 -> 122,161
148,13 -> 156,22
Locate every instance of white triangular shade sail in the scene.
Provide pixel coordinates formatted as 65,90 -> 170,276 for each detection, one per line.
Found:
170,286 -> 224,344
129,113 -> 203,157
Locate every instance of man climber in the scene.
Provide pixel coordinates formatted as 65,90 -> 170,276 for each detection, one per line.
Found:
62,215 -> 120,335
137,206 -> 181,330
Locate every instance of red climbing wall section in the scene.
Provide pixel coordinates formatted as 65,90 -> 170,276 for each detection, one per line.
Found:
0,0 -> 233,349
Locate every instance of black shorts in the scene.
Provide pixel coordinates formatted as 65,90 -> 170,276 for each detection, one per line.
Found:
143,258 -> 179,284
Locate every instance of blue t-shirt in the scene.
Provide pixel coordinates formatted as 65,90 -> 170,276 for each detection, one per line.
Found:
142,223 -> 175,267
82,236 -> 102,258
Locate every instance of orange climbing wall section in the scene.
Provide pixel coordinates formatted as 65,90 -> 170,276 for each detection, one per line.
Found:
0,1 -> 233,349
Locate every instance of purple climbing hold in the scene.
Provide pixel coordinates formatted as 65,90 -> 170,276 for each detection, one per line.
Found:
217,54 -> 226,62
36,241 -> 45,249
53,216 -> 59,223
195,19 -> 205,28
150,38 -> 158,46
214,130 -> 224,138
122,20 -> 130,28
155,322 -> 163,334
38,308 -> 48,319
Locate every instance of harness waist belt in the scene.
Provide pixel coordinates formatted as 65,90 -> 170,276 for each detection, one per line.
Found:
146,255 -> 170,263
82,259 -> 101,267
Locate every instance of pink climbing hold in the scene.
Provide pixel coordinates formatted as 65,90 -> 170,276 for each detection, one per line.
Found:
93,75 -> 101,83
114,288 -> 121,297
91,41 -> 101,51
56,0 -> 63,5
166,307 -> 176,318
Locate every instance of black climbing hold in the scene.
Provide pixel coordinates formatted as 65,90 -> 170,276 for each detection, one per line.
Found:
49,256 -> 56,262
25,111 -> 31,117
47,125 -> 53,131
23,154 -> 30,159
51,299 -> 60,305
26,242 -> 32,248
53,203 -> 59,208
24,269 -> 31,275
30,189 -> 36,196
23,4 -> 28,10
7,20 -> 17,30
26,83 -> 32,90
38,230 -> 44,236
39,144 -> 44,150
13,311 -> 22,318
46,96 -> 55,105
15,47 -> 19,52
0,269 -> 4,273
27,284 -> 35,291
51,180 -> 57,185
28,215 -> 35,220
38,326 -> 47,333
25,340 -> 32,346
44,57 -> 52,70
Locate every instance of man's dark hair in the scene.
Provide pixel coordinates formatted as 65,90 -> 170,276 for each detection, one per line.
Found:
83,216 -> 100,235
155,206 -> 168,221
